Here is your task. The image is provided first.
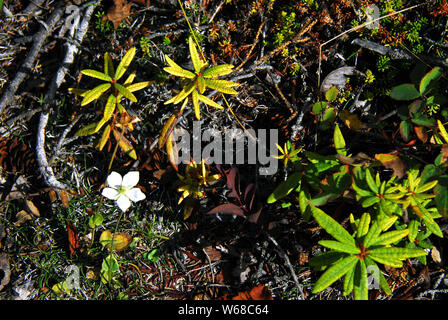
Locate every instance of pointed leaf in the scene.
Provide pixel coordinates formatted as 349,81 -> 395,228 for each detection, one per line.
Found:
203,64 -> 234,78
369,247 -> 427,260
343,265 -> 355,296
158,114 -> 177,148
334,124 -> 347,156
197,94 -> 224,109
357,212 -> 371,239
81,83 -> 111,106
97,125 -> 111,151
103,94 -> 117,122
189,36 -> 201,73
318,240 -> 360,254
164,66 -> 196,79
114,83 -> 137,102
368,254 -> 403,268
312,255 -> 358,293
419,67 -> 442,96
115,47 -> 136,80
81,69 -> 112,82
365,169 -> 378,194
126,81 -> 152,93
311,206 -> 355,245
369,229 -> 409,246
197,76 -> 206,94
75,122 -> 101,136
267,172 -> 301,203
113,130 -> 137,160
104,52 -> 115,77
309,251 -> 346,271
205,79 -> 238,94
437,120 -> 448,144
363,221 -> 381,248
353,259 -> 368,300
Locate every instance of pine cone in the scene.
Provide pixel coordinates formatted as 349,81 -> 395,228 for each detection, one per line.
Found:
0,138 -> 36,175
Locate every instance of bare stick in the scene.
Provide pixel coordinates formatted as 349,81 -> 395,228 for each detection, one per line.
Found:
268,235 -> 305,299
352,38 -> 448,68
0,6 -> 64,114
36,3 -> 97,190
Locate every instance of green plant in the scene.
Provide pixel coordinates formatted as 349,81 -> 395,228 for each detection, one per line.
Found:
70,48 -> 151,159
312,86 -> 339,130
310,208 -> 427,300
390,66 -> 447,142
163,36 -> 238,120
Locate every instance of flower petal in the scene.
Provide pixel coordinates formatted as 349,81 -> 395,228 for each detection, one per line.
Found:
116,195 -> 131,212
107,171 -> 122,189
125,187 -> 146,202
122,171 -> 139,189
102,187 -> 120,200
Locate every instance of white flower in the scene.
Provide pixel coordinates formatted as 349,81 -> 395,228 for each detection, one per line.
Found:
102,171 -> 146,212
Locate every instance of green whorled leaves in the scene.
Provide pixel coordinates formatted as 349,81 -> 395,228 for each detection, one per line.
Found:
310,208 -> 427,299
70,47 -> 149,160
163,36 -> 238,120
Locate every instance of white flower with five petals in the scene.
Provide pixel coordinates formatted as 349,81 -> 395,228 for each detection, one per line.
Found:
102,171 -> 146,212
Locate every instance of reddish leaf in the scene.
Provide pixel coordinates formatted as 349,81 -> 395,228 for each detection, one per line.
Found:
66,221 -> 79,259
414,126 -> 428,143
244,183 -> 257,211
374,153 -> 407,179
207,203 -> 245,217
221,285 -> 274,300
105,0 -> 133,29
226,167 -> 240,198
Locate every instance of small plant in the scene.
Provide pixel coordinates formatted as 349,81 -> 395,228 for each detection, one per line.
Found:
312,86 -> 339,130
101,171 -> 146,212
390,66 -> 447,142
70,48 -> 151,159
177,159 -> 220,219
310,207 -> 427,300
163,36 -> 238,120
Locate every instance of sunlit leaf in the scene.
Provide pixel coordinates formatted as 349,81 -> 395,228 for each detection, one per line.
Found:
81,83 -> 111,106
114,83 -> 137,102
104,52 -> 115,77
100,230 -> 132,251
311,206 -> 355,245
81,69 -> 112,82
203,64 -> 234,78
312,255 -> 358,293
115,47 -> 136,80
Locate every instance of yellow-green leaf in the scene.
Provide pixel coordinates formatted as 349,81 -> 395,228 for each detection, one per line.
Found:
126,81 -> 152,93
75,122 -> 100,136
334,124 -> 346,156
158,114 -> 177,148
197,76 -> 206,94
197,94 -> 224,109
81,83 -> 111,106
202,64 -> 234,78
97,125 -> 111,151
205,79 -> 238,94
104,52 -> 115,77
81,69 -> 112,82
164,66 -> 196,79
113,129 -> 137,159
312,255 -> 358,293
115,47 -> 136,80
189,36 -> 201,73
103,94 -> 117,122
99,230 -> 132,251
114,83 -> 137,102
437,120 -> 448,144
192,89 -> 200,120
369,229 -> 409,246
318,240 -> 360,254
165,82 -> 195,105
357,212 -> 371,239
311,206 -> 355,245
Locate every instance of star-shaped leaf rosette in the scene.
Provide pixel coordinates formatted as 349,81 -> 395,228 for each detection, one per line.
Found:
163,36 -> 239,120
102,171 -> 146,212
70,48 -> 151,159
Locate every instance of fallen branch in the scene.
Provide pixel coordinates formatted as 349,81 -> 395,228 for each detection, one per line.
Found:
36,3 -> 97,190
0,6 -> 64,114
352,38 -> 448,69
